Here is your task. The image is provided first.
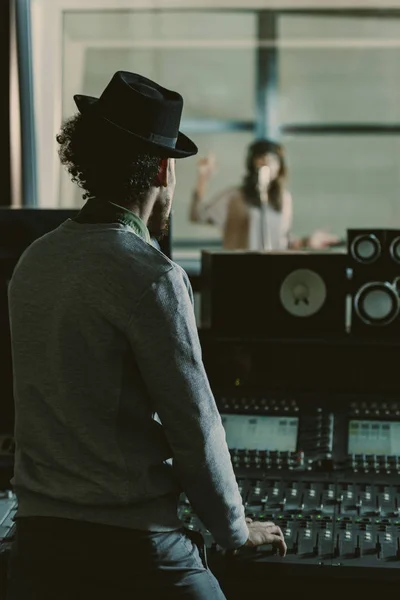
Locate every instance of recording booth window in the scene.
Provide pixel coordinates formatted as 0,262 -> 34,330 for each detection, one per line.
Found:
17,4 -> 400,282
278,14 -> 400,248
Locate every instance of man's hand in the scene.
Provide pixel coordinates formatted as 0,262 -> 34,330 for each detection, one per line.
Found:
243,517 -> 287,556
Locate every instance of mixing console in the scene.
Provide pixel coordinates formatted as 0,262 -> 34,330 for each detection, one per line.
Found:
177,392 -> 400,580
2,392 -> 400,582
0,491 -> 17,595
179,478 -> 400,573
0,491 -> 17,546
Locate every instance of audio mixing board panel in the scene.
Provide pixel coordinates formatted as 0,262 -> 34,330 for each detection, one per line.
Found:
3,396 -> 400,582
178,393 -> 400,582
0,490 -> 17,597
2,349 -> 400,587
0,491 -> 16,546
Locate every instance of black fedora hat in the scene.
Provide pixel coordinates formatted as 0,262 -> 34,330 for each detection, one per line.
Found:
74,71 -> 198,159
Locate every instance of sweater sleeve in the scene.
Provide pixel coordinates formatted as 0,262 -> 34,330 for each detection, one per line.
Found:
127,265 -> 248,549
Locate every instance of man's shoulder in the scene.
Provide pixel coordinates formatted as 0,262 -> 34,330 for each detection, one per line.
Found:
11,225 -> 186,298
117,231 -> 184,285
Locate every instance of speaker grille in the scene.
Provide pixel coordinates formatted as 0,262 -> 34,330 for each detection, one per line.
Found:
390,237 -> 400,264
279,269 -> 327,317
350,234 -> 381,264
354,282 -> 399,326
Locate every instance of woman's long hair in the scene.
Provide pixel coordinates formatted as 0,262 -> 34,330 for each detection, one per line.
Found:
241,139 -> 287,212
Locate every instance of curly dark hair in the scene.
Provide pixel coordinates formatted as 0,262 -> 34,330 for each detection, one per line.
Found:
241,139 -> 287,212
56,113 -> 161,204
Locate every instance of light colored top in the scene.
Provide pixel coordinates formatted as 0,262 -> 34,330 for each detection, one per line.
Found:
8,218 -> 248,549
199,187 -> 293,250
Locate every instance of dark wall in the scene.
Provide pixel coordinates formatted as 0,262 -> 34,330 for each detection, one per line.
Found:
0,0 -> 11,206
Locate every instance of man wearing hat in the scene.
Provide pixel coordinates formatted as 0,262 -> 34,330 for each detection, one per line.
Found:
7,72 -> 286,599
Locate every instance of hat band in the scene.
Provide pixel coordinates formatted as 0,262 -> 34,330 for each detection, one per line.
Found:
147,132 -> 178,148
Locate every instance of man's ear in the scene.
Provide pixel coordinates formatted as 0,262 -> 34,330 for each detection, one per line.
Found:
154,159 -> 169,188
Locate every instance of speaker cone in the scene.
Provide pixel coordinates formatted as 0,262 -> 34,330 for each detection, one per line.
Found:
279,269 -> 327,317
350,234 -> 381,264
390,236 -> 400,264
354,282 -> 399,325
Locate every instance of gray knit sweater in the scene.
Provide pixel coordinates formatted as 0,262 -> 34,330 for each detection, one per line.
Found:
8,219 -> 248,549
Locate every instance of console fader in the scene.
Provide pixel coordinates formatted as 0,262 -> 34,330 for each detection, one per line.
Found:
178,393 -> 400,580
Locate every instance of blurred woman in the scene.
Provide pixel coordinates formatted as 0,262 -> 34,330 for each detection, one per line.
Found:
189,139 -> 338,251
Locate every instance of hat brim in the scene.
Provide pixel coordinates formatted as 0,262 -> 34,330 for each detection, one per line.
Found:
74,94 -> 198,159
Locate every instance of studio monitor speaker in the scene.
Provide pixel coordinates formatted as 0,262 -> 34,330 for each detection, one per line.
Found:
201,251 -> 347,338
348,229 -> 400,335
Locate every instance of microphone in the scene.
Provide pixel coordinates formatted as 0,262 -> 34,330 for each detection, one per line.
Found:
257,166 -> 270,204
256,166 -> 271,251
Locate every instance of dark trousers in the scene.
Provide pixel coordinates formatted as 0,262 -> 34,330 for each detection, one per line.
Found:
6,517 -> 226,599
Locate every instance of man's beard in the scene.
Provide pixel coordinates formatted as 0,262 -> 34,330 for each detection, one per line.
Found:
147,200 -> 170,241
